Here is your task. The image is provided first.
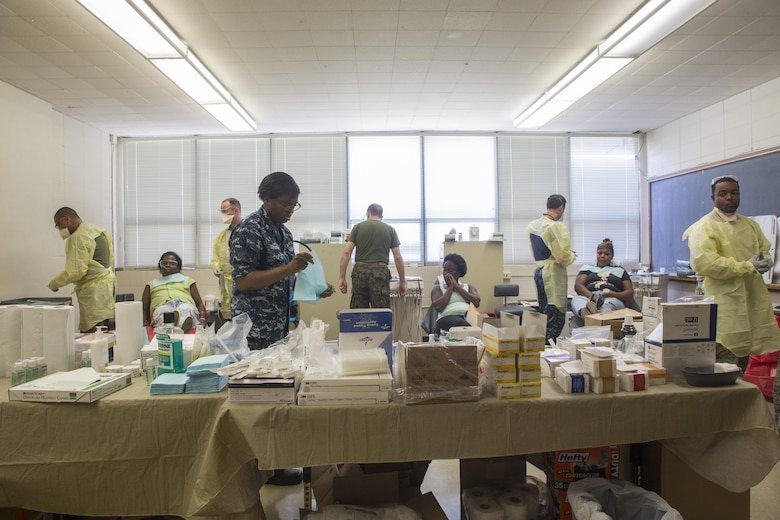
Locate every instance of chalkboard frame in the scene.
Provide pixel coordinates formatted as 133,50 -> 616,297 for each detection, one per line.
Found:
649,148 -> 780,272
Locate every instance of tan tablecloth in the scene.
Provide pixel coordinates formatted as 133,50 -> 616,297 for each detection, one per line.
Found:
2,377 -> 778,518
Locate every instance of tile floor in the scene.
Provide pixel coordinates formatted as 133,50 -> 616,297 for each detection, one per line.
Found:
261,456 -> 780,520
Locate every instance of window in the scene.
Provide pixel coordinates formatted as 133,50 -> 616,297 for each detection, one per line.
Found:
569,136 -> 640,264
119,134 -> 640,268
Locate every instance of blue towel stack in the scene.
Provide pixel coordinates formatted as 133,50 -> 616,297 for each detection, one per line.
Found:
149,373 -> 188,395
184,354 -> 230,394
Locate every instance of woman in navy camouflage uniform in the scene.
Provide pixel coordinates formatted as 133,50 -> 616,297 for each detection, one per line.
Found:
230,171 -> 334,351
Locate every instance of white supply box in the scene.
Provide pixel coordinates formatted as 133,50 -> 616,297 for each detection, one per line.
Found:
8,368 -> 131,403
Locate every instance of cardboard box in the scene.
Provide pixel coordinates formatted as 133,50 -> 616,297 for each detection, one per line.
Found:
579,347 -> 617,378
8,368 -> 131,403
555,360 -> 590,394
399,342 -> 480,404
303,469 -> 447,520
589,375 -> 619,394
642,296 -> 662,317
626,361 -> 667,385
338,308 -> 394,368
658,302 -> 717,342
466,303 -> 492,328
227,377 -> 297,403
583,309 -> 642,339
300,370 -> 393,393
484,380 -> 541,399
482,317 -> 521,354
645,339 -> 715,380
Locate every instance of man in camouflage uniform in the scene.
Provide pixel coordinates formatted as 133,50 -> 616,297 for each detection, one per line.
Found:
338,203 -> 407,308
230,172 -> 334,351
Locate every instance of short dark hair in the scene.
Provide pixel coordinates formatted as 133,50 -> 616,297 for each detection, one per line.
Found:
367,203 -> 383,218
158,251 -> 183,269
547,194 -> 567,210
54,207 -> 79,220
711,176 -> 739,195
597,238 -> 614,254
223,197 -> 241,211
258,172 -> 300,200
443,253 -> 468,277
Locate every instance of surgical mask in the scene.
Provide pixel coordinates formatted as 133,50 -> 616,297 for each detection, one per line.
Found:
59,227 -> 71,240
221,213 -> 233,224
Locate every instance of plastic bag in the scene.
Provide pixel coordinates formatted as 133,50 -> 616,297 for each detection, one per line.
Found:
295,250 -> 329,304
191,322 -> 216,361
567,478 -> 682,520
744,350 -> 779,400
211,312 -> 252,362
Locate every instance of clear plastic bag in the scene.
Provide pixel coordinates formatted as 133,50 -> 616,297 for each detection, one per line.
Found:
567,478 -> 682,520
211,312 -> 252,362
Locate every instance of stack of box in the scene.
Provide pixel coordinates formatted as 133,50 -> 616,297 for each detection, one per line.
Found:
228,376 -> 298,403
579,347 -> 619,394
584,309 -> 642,339
297,368 -> 392,406
531,446 -> 621,519
73,331 -> 116,369
554,360 -> 590,394
397,342 -> 480,404
644,301 -> 717,380
481,311 -> 546,399
338,308 -> 393,370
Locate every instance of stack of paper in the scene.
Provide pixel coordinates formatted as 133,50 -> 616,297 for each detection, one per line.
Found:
149,373 -> 187,395
184,354 -> 230,394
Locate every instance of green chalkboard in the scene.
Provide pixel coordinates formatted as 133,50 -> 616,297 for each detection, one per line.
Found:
650,149 -> 780,272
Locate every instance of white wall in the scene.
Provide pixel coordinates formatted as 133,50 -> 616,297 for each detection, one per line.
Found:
646,76 -> 780,178
0,80 -> 111,302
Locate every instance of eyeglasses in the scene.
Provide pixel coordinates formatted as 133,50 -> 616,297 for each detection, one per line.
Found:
276,199 -> 302,212
160,261 -> 179,267
711,175 -> 739,185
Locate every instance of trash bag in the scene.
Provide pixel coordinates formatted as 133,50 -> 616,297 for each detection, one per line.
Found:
295,249 -> 330,304
567,478 -> 682,520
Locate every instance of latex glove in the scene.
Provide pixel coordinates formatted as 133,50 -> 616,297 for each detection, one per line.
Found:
213,267 -> 222,277
749,252 -> 770,274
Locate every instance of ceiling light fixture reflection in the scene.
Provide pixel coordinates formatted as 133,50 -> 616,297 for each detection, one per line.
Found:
514,0 -> 717,129
76,0 -> 255,132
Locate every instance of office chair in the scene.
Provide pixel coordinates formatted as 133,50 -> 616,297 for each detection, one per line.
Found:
494,284 -> 532,317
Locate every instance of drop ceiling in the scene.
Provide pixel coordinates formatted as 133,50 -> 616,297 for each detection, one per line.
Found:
1,0 -> 779,137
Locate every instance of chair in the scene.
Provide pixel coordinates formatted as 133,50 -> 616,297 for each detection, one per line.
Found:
494,284 -> 532,317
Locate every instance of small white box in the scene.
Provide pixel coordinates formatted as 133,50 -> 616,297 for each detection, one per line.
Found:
580,347 -> 618,378
618,369 -> 647,392
645,338 -> 716,380
642,296 -> 662,318
555,360 -> 590,394
589,376 -> 619,394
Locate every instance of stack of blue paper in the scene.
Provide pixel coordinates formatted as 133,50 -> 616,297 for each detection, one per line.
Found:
184,354 -> 230,394
149,373 -> 188,395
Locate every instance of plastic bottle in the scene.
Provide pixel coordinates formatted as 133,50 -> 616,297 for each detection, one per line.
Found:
81,349 -> 92,368
30,358 -> 40,380
156,312 -> 185,374
11,361 -> 26,387
23,359 -> 34,382
91,325 -> 109,371
37,357 -> 48,378
621,315 -> 638,354
145,357 -> 159,385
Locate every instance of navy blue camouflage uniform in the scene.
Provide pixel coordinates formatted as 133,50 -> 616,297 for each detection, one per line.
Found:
230,206 -> 294,350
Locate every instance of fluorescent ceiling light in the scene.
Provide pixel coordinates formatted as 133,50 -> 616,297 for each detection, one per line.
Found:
514,0 -> 716,129
151,58 -> 223,104
76,0 -> 255,132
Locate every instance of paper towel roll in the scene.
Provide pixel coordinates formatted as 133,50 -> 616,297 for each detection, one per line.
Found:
339,348 -> 388,375
0,305 -> 23,377
466,499 -> 504,520
21,305 -> 74,374
114,301 -> 144,365
462,486 -> 493,509
499,491 -> 535,520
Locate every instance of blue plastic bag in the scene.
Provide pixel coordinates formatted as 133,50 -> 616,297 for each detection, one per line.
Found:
295,250 -> 329,304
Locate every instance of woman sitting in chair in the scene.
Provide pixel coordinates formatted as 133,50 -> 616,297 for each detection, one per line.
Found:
430,253 -> 481,336
142,251 -> 206,331
570,238 -> 640,329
